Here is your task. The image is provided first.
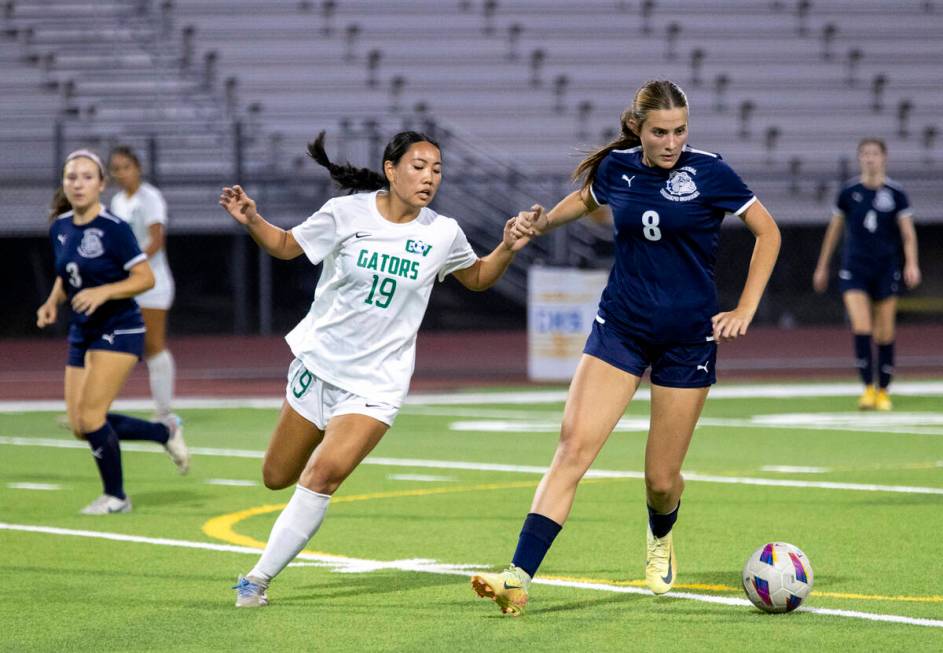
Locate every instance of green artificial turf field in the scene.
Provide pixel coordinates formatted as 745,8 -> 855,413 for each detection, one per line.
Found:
2,382 -> 942,652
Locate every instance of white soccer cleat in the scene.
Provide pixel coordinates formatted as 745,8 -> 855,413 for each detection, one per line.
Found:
80,494 -> 132,515
233,575 -> 269,608
161,414 -> 190,475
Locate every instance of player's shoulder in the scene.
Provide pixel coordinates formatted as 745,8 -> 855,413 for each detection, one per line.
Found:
99,208 -> 125,224
883,177 -> 907,193
839,177 -> 863,193
137,182 -> 166,201
683,145 -> 722,162
49,210 -> 73,235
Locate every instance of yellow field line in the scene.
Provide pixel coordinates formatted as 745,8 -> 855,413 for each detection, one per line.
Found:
201,478 -> 943,605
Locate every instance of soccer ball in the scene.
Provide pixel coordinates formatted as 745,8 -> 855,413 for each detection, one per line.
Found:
741,542 -> 814,613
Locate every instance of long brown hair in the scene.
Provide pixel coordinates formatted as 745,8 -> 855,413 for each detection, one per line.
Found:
573,80 -> 689,190
48,150 -> 105,222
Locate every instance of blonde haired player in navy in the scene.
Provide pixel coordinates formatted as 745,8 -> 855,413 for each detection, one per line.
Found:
36,150 -> 189,515
108,145 -> 177,421
221,131 -> 535,607
471,80 -> 781,615
813,138 -> 921,411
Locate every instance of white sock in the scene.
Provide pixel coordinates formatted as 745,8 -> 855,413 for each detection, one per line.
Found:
146,350 -> 175,418
249,485 -> 331,582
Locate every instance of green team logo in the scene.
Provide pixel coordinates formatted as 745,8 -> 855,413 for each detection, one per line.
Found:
405,239 -> 432,257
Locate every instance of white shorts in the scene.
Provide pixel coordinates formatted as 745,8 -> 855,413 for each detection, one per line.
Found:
284,357 -> 399,430
136,267 -> 175,310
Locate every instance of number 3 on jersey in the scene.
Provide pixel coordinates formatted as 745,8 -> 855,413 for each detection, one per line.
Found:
365,274 -> 396,309
642,210 -> 662,241
65,262 -> 83,288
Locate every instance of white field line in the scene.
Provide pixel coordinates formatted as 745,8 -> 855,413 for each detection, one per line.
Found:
205,479 -> 258,487
448,416 -> 943,437
1,522 -> 941,629
7,482 -> 61,491
2,435 -> 942,496
1,380 -> 942,414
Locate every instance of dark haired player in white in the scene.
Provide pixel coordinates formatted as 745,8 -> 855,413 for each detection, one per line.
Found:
222,131 -> 535,607
472,80 -> 781,615
813,138 -> 921,410
37,150 -> 189,515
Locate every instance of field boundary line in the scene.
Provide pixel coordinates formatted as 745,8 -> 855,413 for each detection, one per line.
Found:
2,522 -> 942,629
2,435 -> 942,495
1,380 -> 943,413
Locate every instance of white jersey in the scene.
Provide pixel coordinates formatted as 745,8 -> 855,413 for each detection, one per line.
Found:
110,182 -> 175,309
286,190 -> 478,406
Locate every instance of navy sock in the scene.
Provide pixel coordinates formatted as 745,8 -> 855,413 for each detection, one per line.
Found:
85,423 -> 125,500
107,412 -> 169,444
648,502 -> 680,538
853,334 -> 874,386
511,513 -> 562,578
877,342 -> 895,389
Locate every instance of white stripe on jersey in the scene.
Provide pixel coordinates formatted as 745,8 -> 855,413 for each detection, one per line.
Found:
684,146 -> 719,158
123,252 -> 148,270
734,196 -> 758,216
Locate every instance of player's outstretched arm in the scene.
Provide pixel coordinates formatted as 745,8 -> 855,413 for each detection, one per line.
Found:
813,212 -> 844,293
452,211 -> 538,291
521,188 -> 596,236
711,199 -> 781,342
219,185 -> 303,260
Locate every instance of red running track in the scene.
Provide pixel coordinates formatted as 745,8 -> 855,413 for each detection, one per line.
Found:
0,326 -> 941,401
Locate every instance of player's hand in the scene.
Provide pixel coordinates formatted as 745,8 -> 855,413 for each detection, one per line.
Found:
525,204 -> 549,235
503,210 -> 538,252
711,307 -> 754,343
812,265 -> 828,294
903,262 -> 921,289
219,185 -> 259,225
36,302 -> 57,328
71,287 -> 110,317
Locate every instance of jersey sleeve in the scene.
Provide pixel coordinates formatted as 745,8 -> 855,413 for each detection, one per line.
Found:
290,200 -> 340,265
894,187 -> 913,219
833,186 -> 850,217
111,220 -> 147,270
141,187 -> 169,226
588,155 -> 613,206
709,159 -> 756,216
437,223 -> 479,282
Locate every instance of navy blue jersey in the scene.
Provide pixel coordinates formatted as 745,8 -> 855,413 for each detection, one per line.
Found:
834,178 -> 911,269
590,145 -> 755,344
50,209 -> 146,331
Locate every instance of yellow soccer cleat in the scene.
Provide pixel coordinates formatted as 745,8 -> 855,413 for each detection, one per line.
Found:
857,385 -> 877,410
875,389 -> 893,411
646,527 -> 677,595
471,565 -> 530,616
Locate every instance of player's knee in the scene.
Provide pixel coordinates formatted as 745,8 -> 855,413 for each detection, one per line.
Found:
645,471 -> 679,499
298,467 -> 342,495
75,407 -> 106,434
554,434 -> 595,470
261,464 -> 295,491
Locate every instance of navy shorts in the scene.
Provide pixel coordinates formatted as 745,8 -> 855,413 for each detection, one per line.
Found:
67,322 -> 145,368
838,262 -> 901,301
583,318 -> 717,388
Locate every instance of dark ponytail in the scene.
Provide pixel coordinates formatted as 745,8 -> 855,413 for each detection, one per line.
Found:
307,129 -> 441,194
307,131 -> 387,193
573,79 -> 689,191
48,186 -> 71,222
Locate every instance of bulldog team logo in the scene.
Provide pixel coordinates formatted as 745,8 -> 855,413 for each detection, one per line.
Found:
660,166 -> 699,202
873,188 -> 895,212
77,228 -> 105,258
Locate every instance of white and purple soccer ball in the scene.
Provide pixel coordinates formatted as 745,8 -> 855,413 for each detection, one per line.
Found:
742,542 -> 814,613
